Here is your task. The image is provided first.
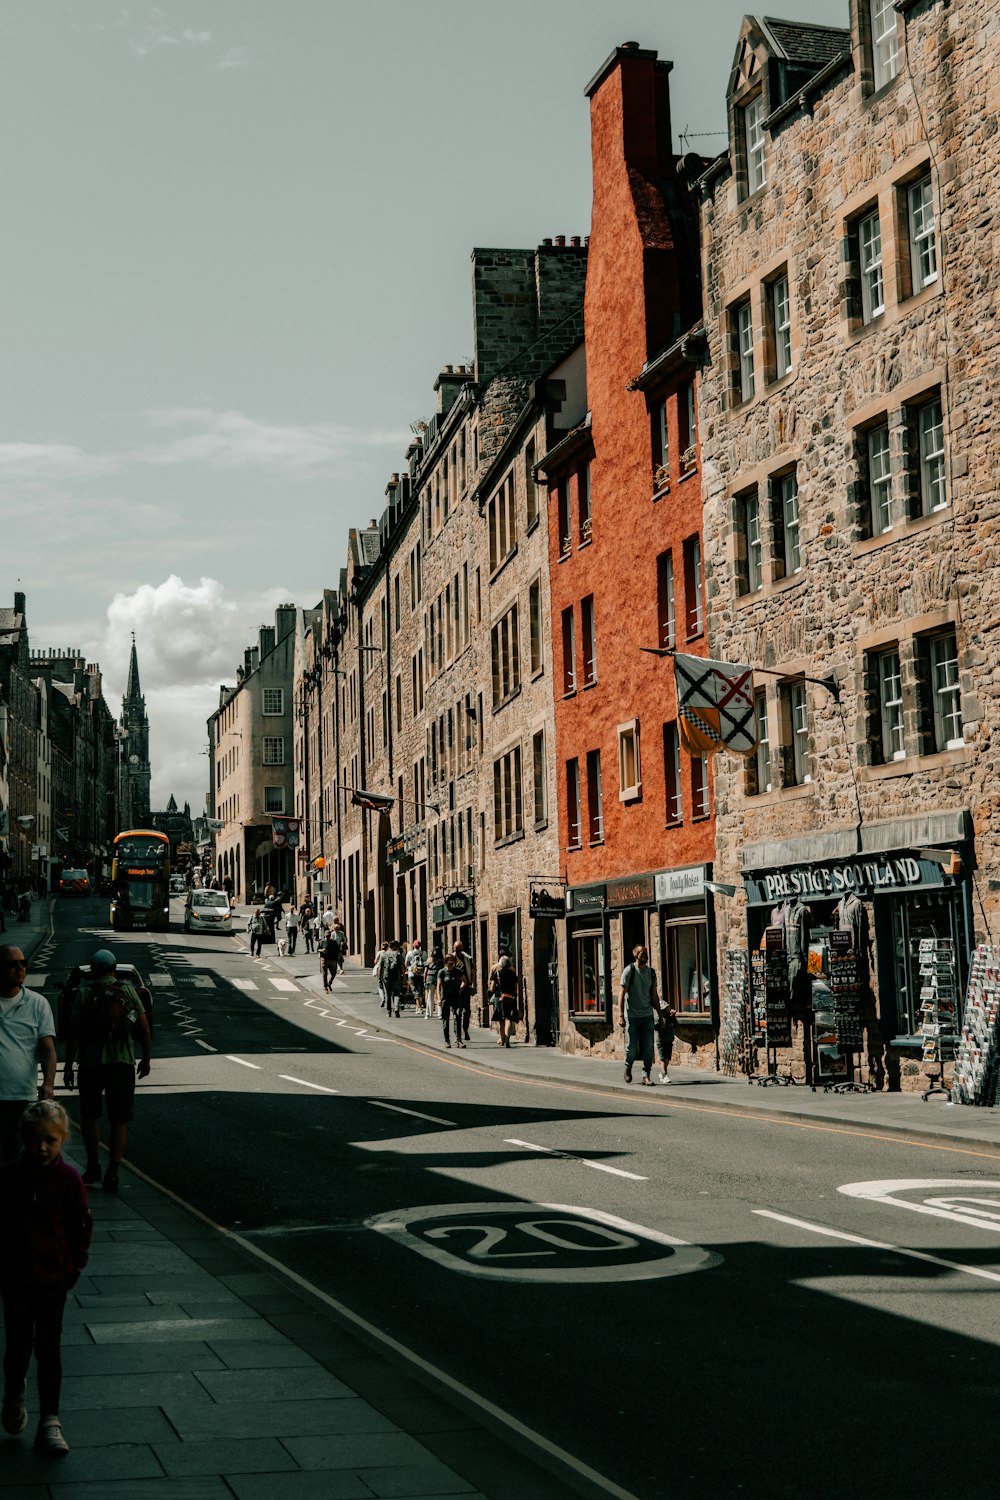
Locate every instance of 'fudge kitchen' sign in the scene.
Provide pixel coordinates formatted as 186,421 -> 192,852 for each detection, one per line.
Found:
744,854 -> 953,905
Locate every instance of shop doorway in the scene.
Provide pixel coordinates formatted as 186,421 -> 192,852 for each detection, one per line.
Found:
532,918 -> 556,1045
621,908 -> 647,967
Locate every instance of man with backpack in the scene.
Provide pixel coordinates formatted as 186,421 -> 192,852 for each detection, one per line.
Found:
62,950 -> 151,1192
381,940 -> 405,1018
618,944 -> 660,1086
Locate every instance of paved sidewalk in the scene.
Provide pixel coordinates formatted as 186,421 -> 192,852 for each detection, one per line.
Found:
2,1149 -> 582,1500
1,889 -> 54,965
271,947 -> 1000,1157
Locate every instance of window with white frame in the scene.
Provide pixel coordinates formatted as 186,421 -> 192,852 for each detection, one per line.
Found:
566,758 -> 582,849
488,473 -> 517,573
773,470 -> 802,577
528,578 -> 544,676
920,630 -> 963,752
683,535 -> 704,637
263,786 -> 285,813
737,299 -> 755,401
663,722 -> 682,825
490,604 -> 521,708
262,688 -> 284,716
578,464 -> 592,544
780,681 -> 812,786
652,397 -> 670,489
870,0 -> 899,90
263,736 -> 285,766
586,749 -> 604,844
866,421 -> 893,534
618,719 -> 641,801
771,274 -> 792,379
657,550 -> 676,649
916,396 -> 947,515
581,595 -> 597,687
561,607 -> 576,695
743,94 -> 766,193
691,753 -> 710,820
907,175 -> 937,292
492,744 -> 523,843
876,648 -> 906,762
859,209 -> 884,322
735,489 -> 762,595
751,688 -> 771,794
532,728 -> 547,827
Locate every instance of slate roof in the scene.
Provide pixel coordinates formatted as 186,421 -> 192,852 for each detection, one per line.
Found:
0,608 -> 23,632
760,16 -> 850,67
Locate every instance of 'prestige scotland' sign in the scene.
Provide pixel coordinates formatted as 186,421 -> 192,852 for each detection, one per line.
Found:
744,854 -> 954,905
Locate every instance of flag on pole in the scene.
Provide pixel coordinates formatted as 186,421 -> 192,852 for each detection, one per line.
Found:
673,653 -> 757,757
271,816 -> 301,850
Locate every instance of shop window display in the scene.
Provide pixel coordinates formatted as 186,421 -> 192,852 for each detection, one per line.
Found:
570,931 -> 605,1017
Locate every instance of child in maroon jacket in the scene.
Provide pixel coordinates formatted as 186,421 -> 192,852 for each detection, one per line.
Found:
0,1101 -> 92,1454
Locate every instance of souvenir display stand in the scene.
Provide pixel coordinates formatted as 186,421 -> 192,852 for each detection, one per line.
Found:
916,936 -> 958,1101
721,948 -> 754,1079
810,931 -> 870,1093
750,934 -> 796,1086
952,943 -> 1000,1107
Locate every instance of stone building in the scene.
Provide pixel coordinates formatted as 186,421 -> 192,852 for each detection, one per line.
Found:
542,43 -> 716,1063
696,2 -> 998,1087
0,594 -> 38,880
209,606 -> 298,902
151,795 -> 194,870
29,650 -> 118,877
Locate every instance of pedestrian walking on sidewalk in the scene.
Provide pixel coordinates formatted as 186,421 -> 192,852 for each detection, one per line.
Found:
305,908 -> 319,953
424,944 -> 443,1020
0,945 -> 57,1165
655,1001 -> 677,1084
332,917 -> 348,974
405,939 -> 427,1013
373,941 -> 389,1008
438,954 -> 465,1047
319,930 -> 339,993
62,949 -> 151,1193
452,941 -> 474,1041
619,945 -> 659,1085
0,1100 -> 91,1454
285,906 -> 299,955
488,954 -> 519,1048
383,941 -> 404,1018
247,909 -> 264,958
0,1100 -> 91,1456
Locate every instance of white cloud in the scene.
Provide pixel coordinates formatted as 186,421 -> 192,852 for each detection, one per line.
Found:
0,442 -> 118,483
141,407 -> 407,472
130,23 -> 213,58
94,575 -> 300,808
217,46 -> 252,71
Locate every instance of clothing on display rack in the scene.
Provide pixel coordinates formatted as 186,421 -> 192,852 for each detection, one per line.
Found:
835,892 -> 872,991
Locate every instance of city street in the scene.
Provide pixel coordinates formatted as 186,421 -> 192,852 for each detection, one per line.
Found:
25,893 -> 1000,1499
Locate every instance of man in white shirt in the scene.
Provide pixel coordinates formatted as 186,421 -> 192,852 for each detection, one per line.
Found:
0,945 -> 57,1163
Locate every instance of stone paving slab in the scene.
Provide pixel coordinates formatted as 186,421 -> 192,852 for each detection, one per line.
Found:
192,1364 -> 358,1403
0,1440 -> 163,1485
153,1436 -> 300,1477
163,1395 -> 397,1439
281,1432 -> 455,1472
203,1338 -> 319,1370
88,1316 -> 284,1345
60,1342 -> 226,1378
225,1475 -> 376,1500
51,1480 -> 232,1500
58,1370 -> 215,1409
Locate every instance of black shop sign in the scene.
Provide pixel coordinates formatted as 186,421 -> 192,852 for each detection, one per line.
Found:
744,853 -> 951,906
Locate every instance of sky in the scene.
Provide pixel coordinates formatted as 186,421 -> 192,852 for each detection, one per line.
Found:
0,0 -> 847,809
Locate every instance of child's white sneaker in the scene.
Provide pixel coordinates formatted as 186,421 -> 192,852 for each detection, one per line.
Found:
659,1070 -> 671,1084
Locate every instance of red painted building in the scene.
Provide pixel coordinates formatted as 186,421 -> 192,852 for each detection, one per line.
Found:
541,43 -> 718,1063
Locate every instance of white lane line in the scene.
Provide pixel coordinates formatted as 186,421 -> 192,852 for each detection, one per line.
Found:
753,1208 -> 1000,1285
190,976 -> 215,988
279,1075 -> 339,1094
195,1039 -> 217,1052
268,978 -> 299,993
504,1138 -> 648,1182
231,978 -> 258,991
225,1055 -> 261,1070
369,1100 -> 456,1127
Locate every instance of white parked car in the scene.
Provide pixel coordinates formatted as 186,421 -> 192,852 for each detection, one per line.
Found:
184,889 -> 232,934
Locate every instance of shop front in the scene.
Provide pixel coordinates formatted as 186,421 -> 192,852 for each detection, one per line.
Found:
431,889 -> 476,971
740,813 -> 973,1089
563,866 -> 719,1059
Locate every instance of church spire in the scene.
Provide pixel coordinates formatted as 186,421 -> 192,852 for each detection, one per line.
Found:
125,632 -> 142,702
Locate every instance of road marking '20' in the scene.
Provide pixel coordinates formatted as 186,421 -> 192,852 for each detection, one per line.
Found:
839,1178 -> 1000,1234
366,1201 -> 721,1283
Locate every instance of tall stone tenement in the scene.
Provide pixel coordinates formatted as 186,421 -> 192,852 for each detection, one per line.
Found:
695,3 -> 999,1088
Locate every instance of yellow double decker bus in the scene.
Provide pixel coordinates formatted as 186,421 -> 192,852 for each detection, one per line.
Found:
110,829 -> 171,932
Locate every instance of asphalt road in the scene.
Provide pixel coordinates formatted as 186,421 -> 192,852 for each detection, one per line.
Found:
36,896 -> 1000,1499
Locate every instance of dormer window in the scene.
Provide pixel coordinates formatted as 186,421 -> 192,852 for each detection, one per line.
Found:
743,94 -> 766,194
